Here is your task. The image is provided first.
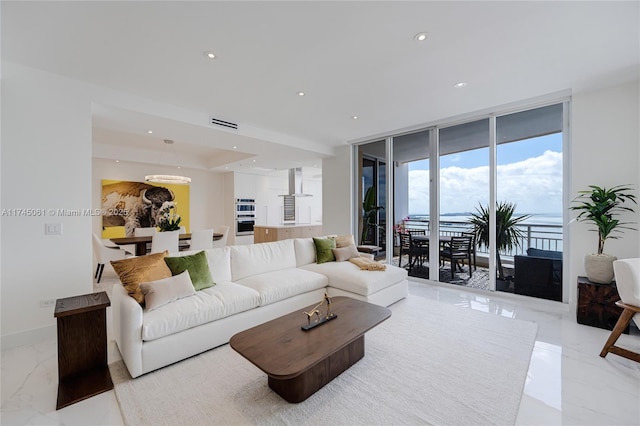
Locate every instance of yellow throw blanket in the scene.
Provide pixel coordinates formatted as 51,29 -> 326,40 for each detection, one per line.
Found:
349,256 -> 387,271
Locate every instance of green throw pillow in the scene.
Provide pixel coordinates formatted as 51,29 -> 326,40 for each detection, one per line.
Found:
164,251 -> 215,291
313,237 -> 336,264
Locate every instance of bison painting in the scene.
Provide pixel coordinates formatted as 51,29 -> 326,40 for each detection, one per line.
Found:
102,182 -> 176,236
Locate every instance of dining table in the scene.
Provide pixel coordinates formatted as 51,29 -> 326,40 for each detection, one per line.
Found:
409,234 -> 453,268
109,233 -> 223,256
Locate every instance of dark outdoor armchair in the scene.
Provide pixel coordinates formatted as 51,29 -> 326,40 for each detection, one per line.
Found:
514,248 -> 562,301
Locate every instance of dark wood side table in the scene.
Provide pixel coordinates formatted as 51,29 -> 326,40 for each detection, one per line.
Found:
576,276 -> 628,333
54,291 -> 113,410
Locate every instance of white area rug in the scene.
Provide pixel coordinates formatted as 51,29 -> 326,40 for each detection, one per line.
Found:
111,295 -> 537,426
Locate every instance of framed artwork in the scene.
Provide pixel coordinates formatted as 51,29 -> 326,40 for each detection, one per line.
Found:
101,180 -> 190,238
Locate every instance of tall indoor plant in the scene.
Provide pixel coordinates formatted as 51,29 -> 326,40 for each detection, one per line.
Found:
361,186 -> 384,244
469,201 -> 530,281
570,184 -> 636,283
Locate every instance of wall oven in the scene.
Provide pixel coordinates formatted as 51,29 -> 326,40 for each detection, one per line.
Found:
235,198 -> 256,236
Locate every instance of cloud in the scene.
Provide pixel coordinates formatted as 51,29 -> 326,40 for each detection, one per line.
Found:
408,150 -> 562,215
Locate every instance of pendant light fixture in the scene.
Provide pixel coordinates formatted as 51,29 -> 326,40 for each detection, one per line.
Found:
145,139 -> 191,185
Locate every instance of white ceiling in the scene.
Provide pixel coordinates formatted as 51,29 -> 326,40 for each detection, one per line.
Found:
3,1 -> 638,173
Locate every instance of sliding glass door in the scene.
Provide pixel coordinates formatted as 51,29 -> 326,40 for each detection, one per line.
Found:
353,100 -> 567,302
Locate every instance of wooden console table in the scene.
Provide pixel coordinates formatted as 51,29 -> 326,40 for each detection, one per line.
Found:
54,291 -> 113,409
576,276 -> 628,333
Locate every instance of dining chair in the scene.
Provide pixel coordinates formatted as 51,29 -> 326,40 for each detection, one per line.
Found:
212,225 -> 230,248
599,258 -> 640,363
134,227 -> 157,253
134,227 -> 157,237
460,231 -> 477,271
190,228 -> 214,251
399,232 -> 428,272
440,235 -> 473,280
92,233 -> 128,283
151,230 -> 179,254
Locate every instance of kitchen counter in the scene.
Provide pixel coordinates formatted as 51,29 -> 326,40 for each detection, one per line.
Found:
253,224 -> 323,243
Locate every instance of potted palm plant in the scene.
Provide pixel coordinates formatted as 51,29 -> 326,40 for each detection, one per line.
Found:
469,201 -> 530,283
570,184 -> 636,283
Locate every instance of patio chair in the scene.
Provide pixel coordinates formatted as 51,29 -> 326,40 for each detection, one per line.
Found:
399,232 -> 429,272
599,258 -> 640,363
460,232 -> 477,271
440,235 -> 473,280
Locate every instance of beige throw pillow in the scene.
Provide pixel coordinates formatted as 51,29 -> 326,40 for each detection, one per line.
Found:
332,244 -> 360,262
334,234 -> 356,248
140,271 -> 196,312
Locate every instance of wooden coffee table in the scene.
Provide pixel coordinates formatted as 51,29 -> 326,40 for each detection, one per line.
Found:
230,296 -> 391,403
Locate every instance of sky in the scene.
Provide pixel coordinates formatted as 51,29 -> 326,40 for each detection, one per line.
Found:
407,133 -> 563,217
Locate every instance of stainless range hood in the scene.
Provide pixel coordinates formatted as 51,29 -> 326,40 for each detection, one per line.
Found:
279,168 -> 313,197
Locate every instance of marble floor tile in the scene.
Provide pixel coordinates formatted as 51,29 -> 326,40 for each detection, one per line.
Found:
1,278 -> 639,425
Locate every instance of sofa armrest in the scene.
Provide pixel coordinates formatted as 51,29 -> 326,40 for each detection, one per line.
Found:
111,283 -> 145,378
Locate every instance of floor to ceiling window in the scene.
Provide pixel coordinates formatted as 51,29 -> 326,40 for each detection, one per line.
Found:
354,100 -> 567,302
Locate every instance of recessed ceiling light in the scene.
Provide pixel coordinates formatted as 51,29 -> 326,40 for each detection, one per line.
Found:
454,81 -> 468,88
203,51 -> 216,59
115,160 -> 120,163
252,159 -> 256,163
414,32 -> 428,42
297,91 -> 305,96
352,116 -> 359,120
232,145 -> 237,149
147,130 -> 153,134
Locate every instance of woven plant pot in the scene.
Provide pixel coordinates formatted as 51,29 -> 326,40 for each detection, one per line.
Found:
584,253 -> 617,284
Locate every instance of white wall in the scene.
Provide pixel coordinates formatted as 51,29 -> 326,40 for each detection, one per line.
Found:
569,80 -> 640,304
322,145 -> 353,236
2,63 -> 94,343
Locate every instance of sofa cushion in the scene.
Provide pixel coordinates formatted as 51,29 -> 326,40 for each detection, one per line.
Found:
527,248 -> 562,260
142,281 -> 260,341
231,240 -> 297,281
294,238 -> 317,267
235,268 -> 328,306
164,251 -> 215,291
301,262 -> 407,296
111,251 -> 172,304
173,247 -> 232,282
314,237 -> 336,264
140,271 -> 196,312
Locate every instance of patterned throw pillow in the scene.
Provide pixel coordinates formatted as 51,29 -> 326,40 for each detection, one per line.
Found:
111,251 -> 172,304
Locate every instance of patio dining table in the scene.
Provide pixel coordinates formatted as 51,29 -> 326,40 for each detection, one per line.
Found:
409,235 -> 456,269
109,233 -> 222,256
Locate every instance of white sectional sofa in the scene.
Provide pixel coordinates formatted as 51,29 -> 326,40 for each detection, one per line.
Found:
112,237 -> 408,378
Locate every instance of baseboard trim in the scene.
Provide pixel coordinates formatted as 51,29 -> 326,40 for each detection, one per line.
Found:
1,324 -> 56,351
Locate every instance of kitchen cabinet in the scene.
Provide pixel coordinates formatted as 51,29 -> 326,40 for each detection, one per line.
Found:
254,225 -> 323,243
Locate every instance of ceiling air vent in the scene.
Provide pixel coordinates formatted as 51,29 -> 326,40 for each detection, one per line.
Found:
209,116 -> 238,130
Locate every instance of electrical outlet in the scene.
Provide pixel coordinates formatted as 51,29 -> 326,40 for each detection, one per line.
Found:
40,299 -> 56,308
